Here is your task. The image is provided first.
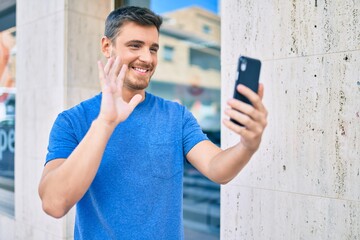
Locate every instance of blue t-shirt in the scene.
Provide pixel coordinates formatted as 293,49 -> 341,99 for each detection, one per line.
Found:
46,92 -> 208,240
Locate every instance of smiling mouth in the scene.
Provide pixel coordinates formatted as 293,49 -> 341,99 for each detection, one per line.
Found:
132,67 -> 149,74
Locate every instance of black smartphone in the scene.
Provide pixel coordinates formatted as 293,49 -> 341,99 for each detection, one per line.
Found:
231,56 -> 262,126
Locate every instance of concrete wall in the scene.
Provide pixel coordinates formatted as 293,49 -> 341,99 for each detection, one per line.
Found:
221,0 -> 360,239
0,0 -> 111,239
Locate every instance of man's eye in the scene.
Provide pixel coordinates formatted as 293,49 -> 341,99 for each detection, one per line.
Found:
130,44 -> 140,49
150,48 -> 158,53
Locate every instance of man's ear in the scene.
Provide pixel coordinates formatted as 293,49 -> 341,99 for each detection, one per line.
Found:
101,36 -> 112,58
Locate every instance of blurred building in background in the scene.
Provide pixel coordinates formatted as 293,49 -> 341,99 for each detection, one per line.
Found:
151,6 -> 221,237
0,0 -> 16,219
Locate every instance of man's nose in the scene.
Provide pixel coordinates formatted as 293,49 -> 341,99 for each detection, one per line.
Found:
138,49 -> 153,63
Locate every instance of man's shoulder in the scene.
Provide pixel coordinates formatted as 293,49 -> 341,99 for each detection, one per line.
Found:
147,92 -> 184,111
67,93 -> 100,112
58,93 -> 101,123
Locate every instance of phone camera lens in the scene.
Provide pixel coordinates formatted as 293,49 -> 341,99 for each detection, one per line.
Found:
240,61 -> 247,71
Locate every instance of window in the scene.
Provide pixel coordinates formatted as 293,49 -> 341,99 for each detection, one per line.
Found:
149,1 -> 221,239
190,48 -> 220,71
163,45 -> 174,61
115,1 -> 221,238
0,27 -> 16,217
202,24 -> 211,34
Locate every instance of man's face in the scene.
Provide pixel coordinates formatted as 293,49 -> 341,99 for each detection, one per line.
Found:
109,22 -> 159,91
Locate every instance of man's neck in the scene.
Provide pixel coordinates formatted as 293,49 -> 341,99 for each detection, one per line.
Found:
122,88 -> 145,103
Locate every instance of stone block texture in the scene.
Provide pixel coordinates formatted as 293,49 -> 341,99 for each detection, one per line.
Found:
221,1 -> 360,239
0,0 -> 111,239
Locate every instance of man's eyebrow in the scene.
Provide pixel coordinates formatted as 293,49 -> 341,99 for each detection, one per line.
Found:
125,40 -> 159,49
151,43 -> 159,49
125,40 -> 145,45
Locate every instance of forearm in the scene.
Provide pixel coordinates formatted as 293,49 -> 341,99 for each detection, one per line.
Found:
189,84 -> 267,185
208,143 -> 255,184
39,118 -> 115,217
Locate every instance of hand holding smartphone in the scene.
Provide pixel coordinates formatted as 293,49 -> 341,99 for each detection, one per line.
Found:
230,56 -> 262,126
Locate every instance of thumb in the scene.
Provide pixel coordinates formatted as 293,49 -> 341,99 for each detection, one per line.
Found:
258,83 -> 265,100
128,94 -> 143,109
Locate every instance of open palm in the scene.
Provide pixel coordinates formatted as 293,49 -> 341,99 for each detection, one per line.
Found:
97,57 -> 142,127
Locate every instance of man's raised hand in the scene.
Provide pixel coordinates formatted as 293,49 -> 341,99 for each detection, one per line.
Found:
97,56 -> 142,128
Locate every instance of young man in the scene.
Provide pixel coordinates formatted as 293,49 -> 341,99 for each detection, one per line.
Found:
38,6 -> 267,240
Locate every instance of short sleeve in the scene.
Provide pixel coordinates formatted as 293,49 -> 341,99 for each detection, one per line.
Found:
45,112 -> 79,164
182,107 -> 208,155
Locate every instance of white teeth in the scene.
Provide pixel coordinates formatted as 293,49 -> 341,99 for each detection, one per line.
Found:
133,67 -> 147,73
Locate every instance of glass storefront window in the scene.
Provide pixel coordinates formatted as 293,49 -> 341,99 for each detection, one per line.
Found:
149,1 -> 221,239
115,1 -> 221,238
163,45 -> 174,62
0,27 -> 16,216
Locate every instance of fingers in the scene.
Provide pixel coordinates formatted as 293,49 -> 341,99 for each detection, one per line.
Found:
104,57 -> 115,75
236,84 -> 267,117
109,56 -> 122,79
223,118 -> 253,138
225,83 -> 267,132
226,100 -> 267,129
224,107 -> 264,133
224,84 -> 268,152
98,56 -> 124,91
225,108 -> 252,127
223,117 -> 262,152
97,61 -> 106,89
116,64 -> 128,91
98,57 -> 115,88
128,94 -> 143,109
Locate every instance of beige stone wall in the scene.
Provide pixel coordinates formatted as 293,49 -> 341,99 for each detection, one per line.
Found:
221,1 -> 360,239
0,0 -> 111,239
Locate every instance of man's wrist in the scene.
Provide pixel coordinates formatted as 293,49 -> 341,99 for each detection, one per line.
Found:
93,118 -> 117,131
236,142 -> 257,158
